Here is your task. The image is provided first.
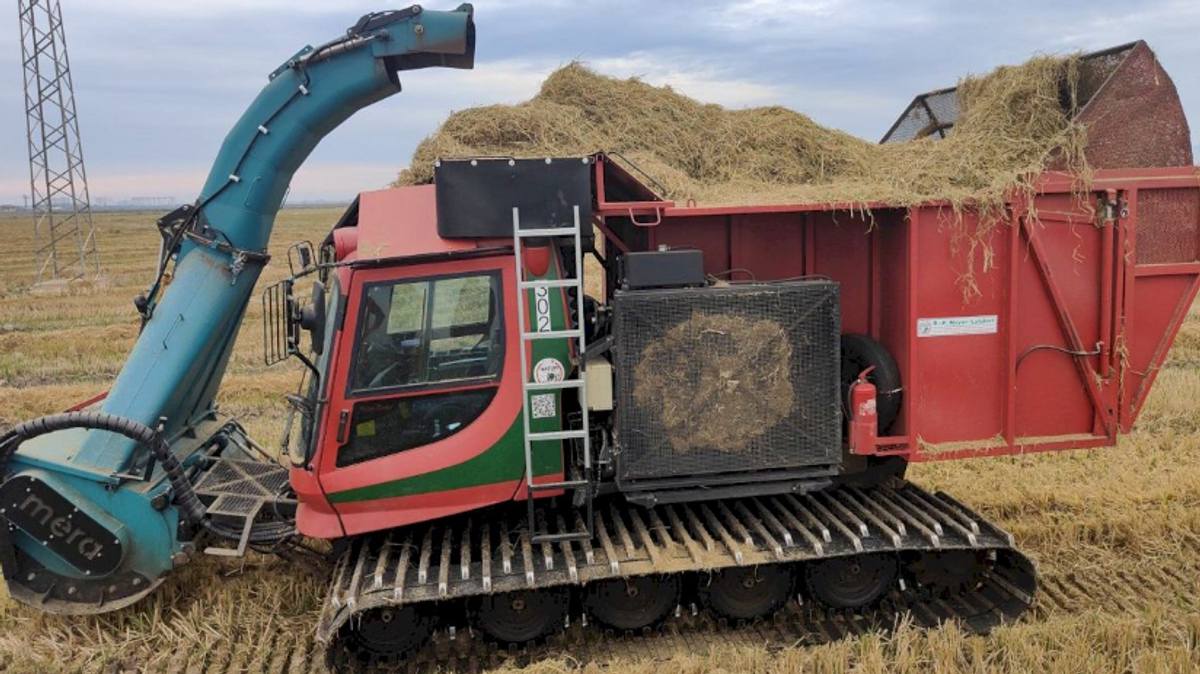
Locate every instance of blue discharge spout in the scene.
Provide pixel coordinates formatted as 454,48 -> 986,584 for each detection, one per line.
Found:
0,5 -> 474,610
78,6 -> 476,472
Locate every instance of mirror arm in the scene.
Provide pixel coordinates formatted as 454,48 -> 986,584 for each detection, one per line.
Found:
293,350 -> 321,383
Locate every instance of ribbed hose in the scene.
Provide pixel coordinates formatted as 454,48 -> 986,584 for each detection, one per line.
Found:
0,412 -> 293,544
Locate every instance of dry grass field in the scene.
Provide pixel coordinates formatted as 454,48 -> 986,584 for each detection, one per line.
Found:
1,210 -> 1199,673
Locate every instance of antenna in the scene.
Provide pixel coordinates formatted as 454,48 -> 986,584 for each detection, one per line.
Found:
18,0 -> 100,284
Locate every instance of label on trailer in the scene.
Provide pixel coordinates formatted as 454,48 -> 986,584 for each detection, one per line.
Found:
917,315 -> 998,337
534,286 -> 552,333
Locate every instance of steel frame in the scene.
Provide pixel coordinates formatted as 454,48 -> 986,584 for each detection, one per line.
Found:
17,0 -> 99,283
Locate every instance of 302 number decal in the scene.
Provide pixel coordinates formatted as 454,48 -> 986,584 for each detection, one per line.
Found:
534,286 -> 552,332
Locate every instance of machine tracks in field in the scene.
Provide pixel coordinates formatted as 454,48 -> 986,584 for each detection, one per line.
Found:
75,561 -> 1200,674
1032,563 -> 1200,618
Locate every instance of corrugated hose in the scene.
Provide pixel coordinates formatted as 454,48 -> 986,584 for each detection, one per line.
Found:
0,412 -> 294,544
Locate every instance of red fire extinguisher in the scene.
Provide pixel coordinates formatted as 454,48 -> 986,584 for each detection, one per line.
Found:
848,366 -> 878,455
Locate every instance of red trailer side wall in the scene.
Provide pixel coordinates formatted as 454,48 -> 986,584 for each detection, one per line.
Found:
619,167 -> 1200,462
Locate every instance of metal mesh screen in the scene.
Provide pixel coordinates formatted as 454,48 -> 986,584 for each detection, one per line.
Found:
882,88 -> 960,143
613,281 -> 841,482
1137,188 -> 1200,265
1069,42 -> 1193,169
880,42 -> 1195,163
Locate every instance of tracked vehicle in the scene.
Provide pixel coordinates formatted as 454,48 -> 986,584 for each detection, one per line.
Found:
1,7 -> 1197,668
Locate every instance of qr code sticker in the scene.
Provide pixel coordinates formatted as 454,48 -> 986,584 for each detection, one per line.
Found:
531,393 -> 556,420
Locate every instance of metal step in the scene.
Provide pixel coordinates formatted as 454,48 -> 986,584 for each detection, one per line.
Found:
522,329 -> 583,341
519,278 -> 580,289
531,530 -> 593,544
516,226 -> 581,238
529,479 -> 590,491
192,458 -> 295,558
527,429 -> 589,442
525,379 -> 586,391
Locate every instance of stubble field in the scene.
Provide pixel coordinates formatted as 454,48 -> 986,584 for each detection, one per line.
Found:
1,210 -> 1199,673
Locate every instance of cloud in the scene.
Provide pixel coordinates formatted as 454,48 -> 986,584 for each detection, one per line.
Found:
716,0 -> 843,27
705,0 -> 933,37
1051,0 -> 1200,47
1,0 -> 1198,204
75,1 -> 372,18
79,0 -> 574,19
0,161 -> 404,205
586,53 -> 783,107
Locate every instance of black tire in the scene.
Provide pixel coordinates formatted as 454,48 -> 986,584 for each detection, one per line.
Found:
840,334 -> 902,433
339,605 -> 435,660
804,553 -> 898,610
704,564 -> 794,621
585,575 -> 680,631
474,588 -> 569,644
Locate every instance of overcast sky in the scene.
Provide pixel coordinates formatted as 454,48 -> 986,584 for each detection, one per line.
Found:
1,0 -> 1198,205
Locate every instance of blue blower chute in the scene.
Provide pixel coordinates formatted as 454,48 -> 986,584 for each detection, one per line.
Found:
0,4 -> 474,614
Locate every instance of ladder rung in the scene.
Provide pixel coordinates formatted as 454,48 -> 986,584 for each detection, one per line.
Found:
528,429 -> 588,441
522,329 -> 582,341
525,380 -> 585,391
516,227 -> 580,238
518,279 -> 580,289
532,531 -> 593,544
529,479 -> 589,492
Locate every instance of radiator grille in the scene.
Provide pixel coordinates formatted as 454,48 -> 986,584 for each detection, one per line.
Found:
1137,188 -> 1200,265
613,281 -> 841,483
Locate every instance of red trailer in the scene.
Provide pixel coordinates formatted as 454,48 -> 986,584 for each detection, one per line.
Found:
595,161 -> 1198,462
592,40 -> 1198,463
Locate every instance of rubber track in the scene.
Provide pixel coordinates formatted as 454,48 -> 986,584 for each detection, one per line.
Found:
320,561 -> 1200,674
319,481 -> 1037,671
62,560 -> 1200,673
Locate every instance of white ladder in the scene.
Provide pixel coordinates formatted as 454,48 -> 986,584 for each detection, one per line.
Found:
512,205 -> 593,544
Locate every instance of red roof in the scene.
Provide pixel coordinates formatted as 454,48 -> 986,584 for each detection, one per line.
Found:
351,185 -> 508,260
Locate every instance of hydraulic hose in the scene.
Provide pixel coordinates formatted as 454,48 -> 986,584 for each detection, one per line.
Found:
0,412 -> 293,544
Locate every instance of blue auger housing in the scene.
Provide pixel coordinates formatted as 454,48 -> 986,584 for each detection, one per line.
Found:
0,5 -> 474,613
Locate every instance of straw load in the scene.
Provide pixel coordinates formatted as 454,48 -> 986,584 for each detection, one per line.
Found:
396,55 -> 1089,214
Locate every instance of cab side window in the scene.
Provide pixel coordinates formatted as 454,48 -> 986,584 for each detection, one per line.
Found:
352,273 -> 503,392
339,389 -> 498,467
339,272 -> 504,467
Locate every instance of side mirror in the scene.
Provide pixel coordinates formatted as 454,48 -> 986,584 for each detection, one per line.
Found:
299,281 -> 326,356
287,241 -> 316,275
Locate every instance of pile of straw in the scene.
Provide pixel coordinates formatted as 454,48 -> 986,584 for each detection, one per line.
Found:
397,55 -> 1088,213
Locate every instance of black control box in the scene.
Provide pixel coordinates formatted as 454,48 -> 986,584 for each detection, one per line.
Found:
619,249 -> 705,290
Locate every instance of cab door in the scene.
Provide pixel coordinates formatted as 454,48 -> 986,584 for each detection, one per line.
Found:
315,255 -> 530,535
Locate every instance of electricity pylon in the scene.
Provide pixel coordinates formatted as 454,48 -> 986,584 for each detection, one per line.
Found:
18,0 -> 100,283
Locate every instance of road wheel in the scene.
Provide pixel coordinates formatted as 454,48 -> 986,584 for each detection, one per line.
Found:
585,575 -> 680,630
704,564 -> 793,621
475,588 -> 568,644
804,553 -> 897,609
340,605 -> 434,660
